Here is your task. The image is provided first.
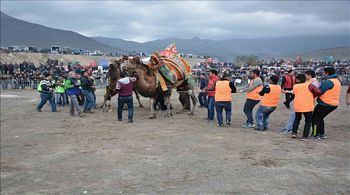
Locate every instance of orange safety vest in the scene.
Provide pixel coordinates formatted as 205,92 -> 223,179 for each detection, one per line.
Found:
320,78 -> 341,106
293,82 -> 314,112
247,78 -> 262,100
215,80 -> 232,102
261,84 -> 281,107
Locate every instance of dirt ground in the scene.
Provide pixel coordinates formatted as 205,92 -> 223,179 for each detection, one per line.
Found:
1,88 -> 349,194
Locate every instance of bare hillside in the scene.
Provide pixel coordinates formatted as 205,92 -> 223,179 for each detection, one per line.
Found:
0,52 -> 204,67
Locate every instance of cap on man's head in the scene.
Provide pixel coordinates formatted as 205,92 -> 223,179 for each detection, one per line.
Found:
210,69 -> 218,75
222,73 -> 230,79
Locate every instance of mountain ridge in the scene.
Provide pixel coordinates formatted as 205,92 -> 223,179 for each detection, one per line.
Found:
0,11 -> 122,52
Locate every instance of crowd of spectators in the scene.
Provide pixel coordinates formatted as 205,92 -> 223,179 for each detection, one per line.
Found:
1,57 -> 350,90
192,59 -> 350,87
0,59 -> 109,90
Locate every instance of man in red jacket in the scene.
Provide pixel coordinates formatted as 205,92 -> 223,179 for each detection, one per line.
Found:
281,69 -> 295,109
206,69 -> 220,123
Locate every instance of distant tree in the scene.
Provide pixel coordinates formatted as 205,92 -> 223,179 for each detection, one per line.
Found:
235,54 -> 259,67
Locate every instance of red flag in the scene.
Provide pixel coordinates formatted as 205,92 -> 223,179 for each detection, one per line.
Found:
160,43 -> 177,58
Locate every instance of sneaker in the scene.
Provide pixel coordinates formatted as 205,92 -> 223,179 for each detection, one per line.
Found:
243,123 -> 255,128
280,128 -> 287,133
128,120 -> 133,123
217,123 -> 223,127
118,119 -> 122,121
36,109 -> 42,112
248,124 -> 256,128
292,133 -> 297,138
280,129 -> 291,134
255,127 -> 264,131
78,113 -> 84,117
320,134 -> 327,139
226,120 -> 231,125
300,137 -> 308,141
283,102 -> 290,109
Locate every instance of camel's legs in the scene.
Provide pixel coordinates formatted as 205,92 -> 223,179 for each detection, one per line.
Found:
163,91 -> 173,117
134,90 -> 144,108
149,98 -> 156,119
100,99 -> 107,112
188,89 -> 197,116
107,100 -> 112,112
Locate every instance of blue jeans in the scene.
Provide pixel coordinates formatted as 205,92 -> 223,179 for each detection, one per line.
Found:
81,89 -> 94,112
68,94 -> 81,114
215,101 -> 232,126
198,92 -> 207,107
207,96 -> 215,121
92,91 -> 97,107
255,105 -> 276,130
117,96 -> 134,121
37,93 -> 57,112
281,111 -> 295,132
243,99 -> 260,125
55,93 -> 66,106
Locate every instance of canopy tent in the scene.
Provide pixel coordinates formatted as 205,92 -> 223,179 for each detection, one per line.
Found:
98,59 -> 109,68
326,56 -> 334,64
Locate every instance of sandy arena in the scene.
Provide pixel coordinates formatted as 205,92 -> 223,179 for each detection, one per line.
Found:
1,88 -> 349,194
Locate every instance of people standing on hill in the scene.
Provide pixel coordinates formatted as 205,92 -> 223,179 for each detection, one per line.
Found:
312,67 -> 341,139
214,73 -> 236,127
36,72 -> 57,112
281,70 -> 295,109
239,69 -> 263,128
65,71 -> 83,117
255,75 -> 281,131
206,69 -> 220,123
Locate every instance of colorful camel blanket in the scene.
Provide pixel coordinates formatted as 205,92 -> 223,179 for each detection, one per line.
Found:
159,43 -> 194,86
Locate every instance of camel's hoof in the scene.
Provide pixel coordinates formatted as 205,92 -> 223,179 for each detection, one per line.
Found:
176,110 -> 185,114
149,114 -> 156,119
139,105 -> 144,108
164,112 -> 173,117
188,112 -> 194,116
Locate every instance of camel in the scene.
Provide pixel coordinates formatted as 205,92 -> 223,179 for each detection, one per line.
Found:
100,57 -> 191,113
120,56 -> 197,118
100,57 -> 144,112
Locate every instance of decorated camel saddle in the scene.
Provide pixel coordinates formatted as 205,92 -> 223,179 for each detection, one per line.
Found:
146,43 -> 194,91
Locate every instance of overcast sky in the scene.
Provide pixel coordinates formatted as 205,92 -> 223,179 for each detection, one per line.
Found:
1,1 -> 349,42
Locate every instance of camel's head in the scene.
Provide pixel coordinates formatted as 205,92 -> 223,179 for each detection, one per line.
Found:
119,55 -> 144,75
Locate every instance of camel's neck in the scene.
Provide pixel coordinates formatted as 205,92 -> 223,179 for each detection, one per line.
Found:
134,65 -> 157,98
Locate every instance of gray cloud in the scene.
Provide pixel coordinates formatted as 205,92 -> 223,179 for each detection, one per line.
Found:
1,1 -> 349,42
